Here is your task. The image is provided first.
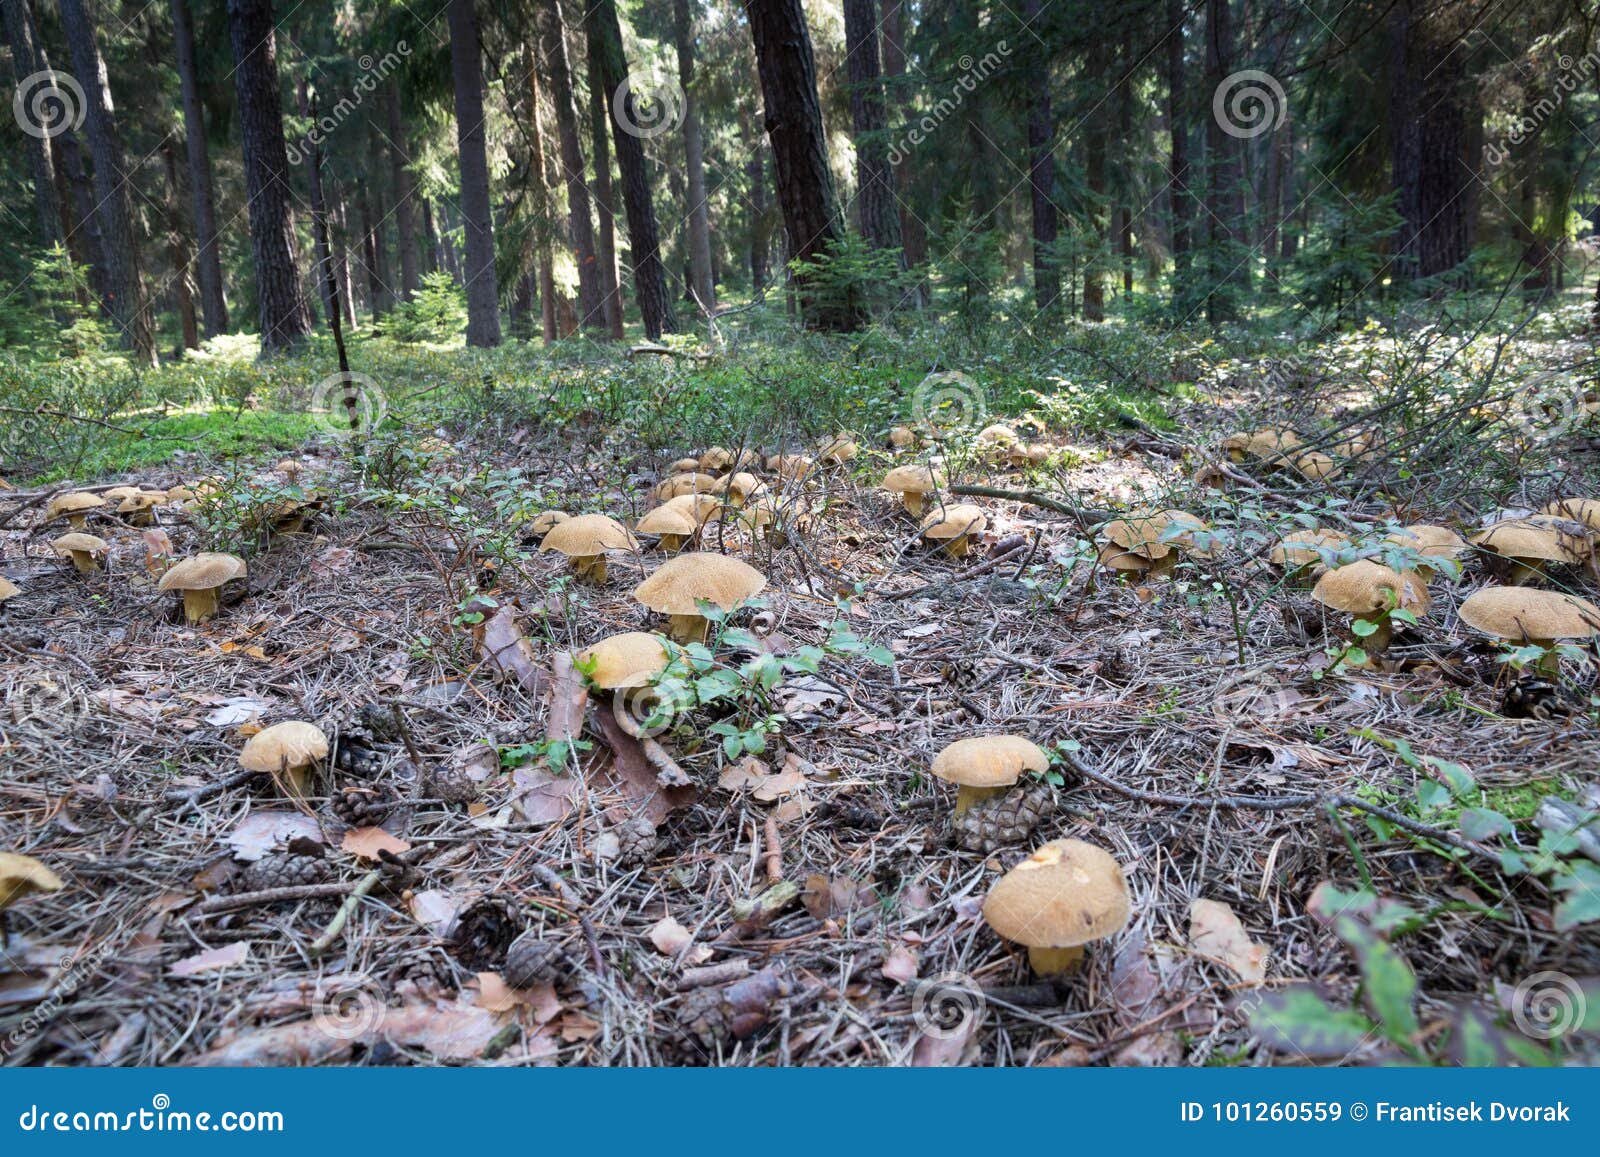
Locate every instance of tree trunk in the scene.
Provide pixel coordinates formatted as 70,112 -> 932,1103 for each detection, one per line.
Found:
358,183 -> 383,317
421,197 -> 440,275
171,0 -> 227,335
226,0 -> 310,355
3,0 -> 64,247
521,42 -> 560,345
842,0 -> 902,260
586,50 -> 626,338
537,0 -> 605,332
366,126 -> 394,314
1203,0 -> 1246,321
160,140 -> 199,352
58,0 -> 156,364
297,81 -> 339,326
741,104 -> 770,291
1166,0 -> 1191,307
586,0 -> 675,339
386,82 -> 421,300
1083,39 -> 1106,322
447,0 -> 502,346
1020,0 -> 1057,313
879,0 -> 926,305
745,0 -> 863,331
331,188 -> 357,328
673,0 -> 716,314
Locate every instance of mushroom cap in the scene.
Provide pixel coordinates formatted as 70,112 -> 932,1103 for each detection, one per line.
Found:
713,471 -> 765,501
0,577 -> 19,601
164,484 -> 197,503
1101,510 -> 1209,560
117,491 -> 164,513
1293,450 -> 1338,480
975,423 -> 1019,445
1098,544 -> 1152,572
633,552 -> 766,616
529,510 -> 570,535
577,631 -> 676,689
982,839 -> 1131,950
1542,498 -> 1600,531
102,486 -> 141,501
767,453 -> 815,481
920,503 -> 988,541
0,852 -> 63,909
156,552 -> 247,592
888,425 -> 918,448
46,491 -> 105,520
1269,528 -> 1349,568
1312,559 -> 1430,616
818,434 -> 859,464
656,472 -> 720,501
275,457 -> 302,473
699,446 -> 735,472
51,532 -> 107,556
239,721 -> 330,772
671,456 -> 703,474
881,463 -> 944,495
1471,518 -> 1581,564
1384,524 -> 1467,560
1458,587 -> 1600,643
637,504 -> 699,537
931,734 -> 1048,788
539,513 -> 639,557
662,492 -> 721,524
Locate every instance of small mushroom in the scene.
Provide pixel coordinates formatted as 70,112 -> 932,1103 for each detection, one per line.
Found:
156,552 -> 248,623
45,491 -> 105,530
1222,428 -> 1300,466
982,839 -> 1130,976
713,471 -> 766,508
1098,510 -> 1211,579
920,503 -> 988,557
0,577 -> 19,604
1381,524 -> 1467,579
655,472 -> 719,502
0,852 -> 63,946
527,510 -> 570,541
275,458 -> 303,484
670,456 -> 703,475
887,425 -> 918,450
240,721 -> 330,801
116,491 -> 164,527
1291,450 -> 1338,481
50,532 -> 108,575
577,631 -> 677,734
817,433 -> 859,466
1311,559 -> 1430,655
1471,518 -> 1582,585
930,735 -> 1049,815
632,552 -> 766,642
1458,587 -> 1600,673
538,513 -> 639,583
881,463 -> 945,518
1268,528 -> 1350,582
637,504 -> 699,553
662,492 -> 721,526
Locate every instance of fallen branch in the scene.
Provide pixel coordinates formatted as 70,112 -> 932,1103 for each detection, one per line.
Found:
763,816 -> 784,883
309,869 -> 384,956
528,863 -> 607,979
882,534 -> 1028,601
949,483 -> 1112,523
195,881 -> 357,915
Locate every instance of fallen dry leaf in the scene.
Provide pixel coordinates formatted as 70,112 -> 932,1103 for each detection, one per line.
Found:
170,942 -> 252,978
881,944 -> 920,984
476,603 -> 544,692
1189,898 -> 1269,982
340,826 -> 411,861
649,916 -> 694,956
225,810 -> 323,862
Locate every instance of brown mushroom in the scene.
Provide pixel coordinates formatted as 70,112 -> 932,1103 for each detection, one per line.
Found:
116,491 -> 164,527
539,514 -> 639,583
577,632 -> 678,735
982,839 -> 1131,976
0,577 -> 19,603
1311,559 -> 1430,655
1470,518 -> 1582,585
0,852 -> 63,944
46,491 -> 105,530
1268,528 -> 1350,580
637,505 -> 699,552
527,510 -> 570,541
930,735 -> 1049,815
51,532 -> 108,575
156,552 -> 248,623
1382,524 -> 1467,579
240,721 -> 330,801
632,552 -> 766,642
818,434 -> 859,466
1542,497 -> 1600,532
1099,510 -> 1211,578
881,463 -> 945,518
1458,587 -> 1600,673
655,472 -> 720,502
920,503 -> 988,558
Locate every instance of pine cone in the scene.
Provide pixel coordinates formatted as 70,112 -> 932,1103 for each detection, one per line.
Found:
330,781 -> 402,828
953,780 -> 1056,853
1502,675 -> 1577,720
356,702 -> 405,744
237,849 -> 331,892
421,763 -> 477,805
671,968 -> 789,1060
613,817 -> 660,866
502,933 -> 573,988
448,895 -> 524,971
331,722 -> 385,778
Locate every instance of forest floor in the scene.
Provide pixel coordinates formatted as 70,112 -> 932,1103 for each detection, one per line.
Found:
2,303 -> 1599,1066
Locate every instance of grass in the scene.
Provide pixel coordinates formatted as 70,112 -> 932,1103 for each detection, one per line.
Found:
27,409 -> 319,484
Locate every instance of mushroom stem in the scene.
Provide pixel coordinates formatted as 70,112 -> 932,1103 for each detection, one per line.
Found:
901,492 -> 927,518
180,587 -> 221,624
659,533 -> 688,553
1359,617 -> 1392,653
943,536 -> 973,559
1026,945 -> 1085,976
67,513 -> 88,531
1531,638 -> 1561,675
574,555 -> 608,584
953,784 -> 1006,815
1507,559 -> 1546,586
67,551 -> 99,575
666,614 -> 710,644
1148,553 -> 1178,579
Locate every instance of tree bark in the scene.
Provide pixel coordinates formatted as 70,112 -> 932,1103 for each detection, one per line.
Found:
1203,0 -> 1246,321
586,47 -> 626,338
3,0 -> 64,247
447,0 -> 502,346
226,0 -> 310,356
586,0 -> 675,339
537,0 -> 605,332
58,0 -> 156,364
331,188 -> 357,328
170,0 -> 227,335
521,42 -> 560,344
1021,0 -> 1057,313
842,0 -> 902,259
745,0 -> 863,330
160,139 -> 199,352
879,0 -> 926,307
366,124 -> 394,315
673,0 -> 716,314
1083,38 -> 1106,322
741,103 -> 770,291
421,197 -> 440,275
386,82 -> 421,300
358,183 -> 383,317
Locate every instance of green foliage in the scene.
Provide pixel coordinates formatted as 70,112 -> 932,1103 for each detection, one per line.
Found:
785,233 -> 920,325
382,273 -> 468,344
1291,193 -> 1404,323
0,246 -> 113,360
